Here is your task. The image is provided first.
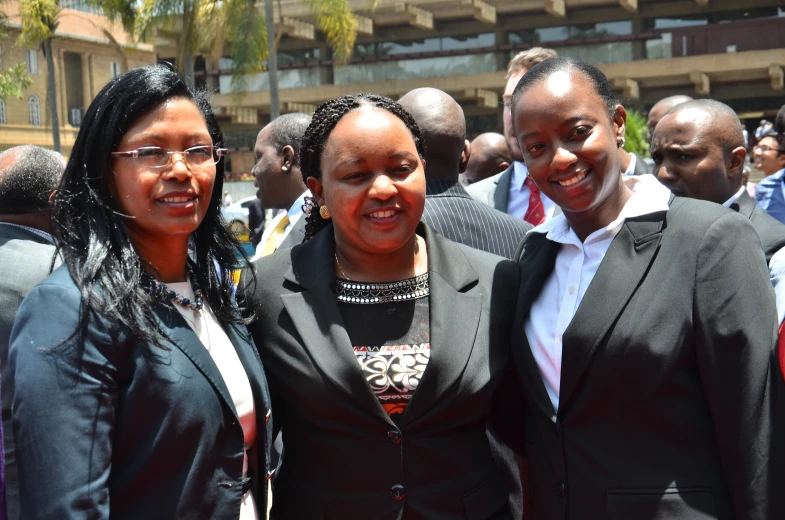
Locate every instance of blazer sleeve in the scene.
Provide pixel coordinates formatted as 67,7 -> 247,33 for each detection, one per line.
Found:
9,282 -> 120,520
693,212 -> 778,519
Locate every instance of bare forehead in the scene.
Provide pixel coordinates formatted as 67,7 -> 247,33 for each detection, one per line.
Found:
514,71 -> 602,120
326,107 -> 412,151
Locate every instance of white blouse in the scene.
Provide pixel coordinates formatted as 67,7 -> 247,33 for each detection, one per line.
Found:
169,280 -> 259,520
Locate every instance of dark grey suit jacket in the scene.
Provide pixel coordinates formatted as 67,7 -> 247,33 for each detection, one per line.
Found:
510,197 -> 782,519
422,178 -> 531,260
731,190 -> 785,264
243,224 -> 520,519
10,265 -> 273,519
465,165 -> 513,213
0,224 -> 59,520
277,216 -> 307,251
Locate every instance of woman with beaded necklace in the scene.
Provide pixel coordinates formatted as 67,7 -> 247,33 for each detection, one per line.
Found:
242,93 -> 521,519
9,65 -> 272,519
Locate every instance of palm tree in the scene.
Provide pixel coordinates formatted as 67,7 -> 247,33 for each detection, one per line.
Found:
264,0 -> 357,118
623,108 -> 649,158
97,0 -> 357,115
17,0 -> 61,151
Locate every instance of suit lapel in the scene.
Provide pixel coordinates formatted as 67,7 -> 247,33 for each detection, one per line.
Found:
494,165 -> 513,213
558,212 -> 666,413
512,233 -> 561,419
401,226 -> 482,428
281,229 -> 396,426
154,304 -> 239,421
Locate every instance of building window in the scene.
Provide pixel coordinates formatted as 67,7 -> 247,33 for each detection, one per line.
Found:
0,99 -> 6,124
28,95 -> 41,126
110,61 -> 121,78
26,49 -> 38,74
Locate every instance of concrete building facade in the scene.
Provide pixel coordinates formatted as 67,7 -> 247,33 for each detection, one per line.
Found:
189,0 -> 785,174
0,1 -> 155,155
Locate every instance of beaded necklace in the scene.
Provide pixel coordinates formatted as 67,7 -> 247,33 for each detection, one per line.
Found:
141,261 -> 204,311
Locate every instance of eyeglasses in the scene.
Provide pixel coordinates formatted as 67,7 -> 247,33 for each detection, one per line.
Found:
111,145 -> 228,170
753,145 -> 785,154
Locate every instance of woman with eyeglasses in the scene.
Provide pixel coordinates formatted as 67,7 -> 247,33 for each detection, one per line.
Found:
9,65 -> 272,519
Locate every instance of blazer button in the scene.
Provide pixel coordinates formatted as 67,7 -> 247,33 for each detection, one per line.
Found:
387,429 -> 402,445
557,482 -> 567,498
390,484 -> 406,501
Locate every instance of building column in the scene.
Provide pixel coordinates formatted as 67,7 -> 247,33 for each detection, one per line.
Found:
319,44 -> 334,85
81,52 -> 92,112
495,29 -> 508,72
631,14 -> 646,61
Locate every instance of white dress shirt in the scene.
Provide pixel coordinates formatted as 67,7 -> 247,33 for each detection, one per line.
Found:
722,186 -> 746,208
253,190 -> 310,260
524,174 -> 672,412
624,153 -> 637,176
507,162 -> 557,222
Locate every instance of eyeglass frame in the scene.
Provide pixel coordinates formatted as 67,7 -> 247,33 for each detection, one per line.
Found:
753,144 -> 785,154
111,145 -> 229,170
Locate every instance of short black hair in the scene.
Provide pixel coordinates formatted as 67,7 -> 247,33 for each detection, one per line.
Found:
666,99 -> 745,154
0,145 -> 64,214
267,112 -> 312,166
776,104 -> 785,137
299,93 -> 426,241
511,56 -> 618,129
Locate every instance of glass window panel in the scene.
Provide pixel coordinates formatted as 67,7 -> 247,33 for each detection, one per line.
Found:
219,68 -> 322,93
517,42 -> 632,65
334,53 -> 497,84
441,33 -> 495,51
646,33 -> 673,60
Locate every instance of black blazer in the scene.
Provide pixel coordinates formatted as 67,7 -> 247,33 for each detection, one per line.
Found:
243,223 -> 519,520
510,197 -> 780,520
731,190 -> 785,264
9,266 -> 273,519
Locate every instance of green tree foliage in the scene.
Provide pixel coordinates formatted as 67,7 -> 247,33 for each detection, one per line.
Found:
0,63 -> 33,100
96,0 -> 357,97
623,108 -> 649,158
17,0 -> 61,151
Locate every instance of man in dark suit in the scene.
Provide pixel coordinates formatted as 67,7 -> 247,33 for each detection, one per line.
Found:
466,48 -> 558,224
246,197 -> 266,248
0,145 -> 65,519
250,113 -> 312,259
652,98 -> 785,263
398,88 -> 531,261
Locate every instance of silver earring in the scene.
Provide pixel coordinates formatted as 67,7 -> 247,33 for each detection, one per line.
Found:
617,137 -> 626,148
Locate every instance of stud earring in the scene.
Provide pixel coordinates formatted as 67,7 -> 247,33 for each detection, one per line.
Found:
319,205 -> 331,219
617,137 -> 626,148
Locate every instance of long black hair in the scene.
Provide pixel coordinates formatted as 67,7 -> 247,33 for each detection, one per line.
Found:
53,64 -> 251,349
298,93 -> 427,241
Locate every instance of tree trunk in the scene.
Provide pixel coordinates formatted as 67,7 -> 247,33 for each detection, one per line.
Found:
182,0 -> 195,87
43,37 -> 60,152
264,0 -> 280,119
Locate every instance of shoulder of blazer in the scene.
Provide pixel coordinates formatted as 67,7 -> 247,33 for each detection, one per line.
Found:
465,170 -> 504,203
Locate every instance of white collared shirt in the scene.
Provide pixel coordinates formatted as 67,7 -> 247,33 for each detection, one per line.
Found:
253,190 -> 310,260
507,162 -> 557,222
524,174 -> 672,412
722,186 -> 746,208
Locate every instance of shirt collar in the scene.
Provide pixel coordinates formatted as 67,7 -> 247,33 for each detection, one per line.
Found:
722,186 -> 747,208
0,222 -> 55,244
512,161 -> 529,190
530,174 -> 671,245
287,189 -> 311,223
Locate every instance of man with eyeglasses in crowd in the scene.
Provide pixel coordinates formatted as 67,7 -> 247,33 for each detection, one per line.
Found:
755,106 -> 785,225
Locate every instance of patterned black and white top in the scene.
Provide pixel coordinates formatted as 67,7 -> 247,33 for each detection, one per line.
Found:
335,274 -> 430,424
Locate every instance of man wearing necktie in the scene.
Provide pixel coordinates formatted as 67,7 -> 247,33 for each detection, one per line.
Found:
466,47 -> 559,226
250,113 -> 313,260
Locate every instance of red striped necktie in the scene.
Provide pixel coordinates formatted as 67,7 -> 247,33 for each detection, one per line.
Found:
524,176 -> 546,226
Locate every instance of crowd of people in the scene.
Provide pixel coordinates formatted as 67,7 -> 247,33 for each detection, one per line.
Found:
0,47 -> 783,520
